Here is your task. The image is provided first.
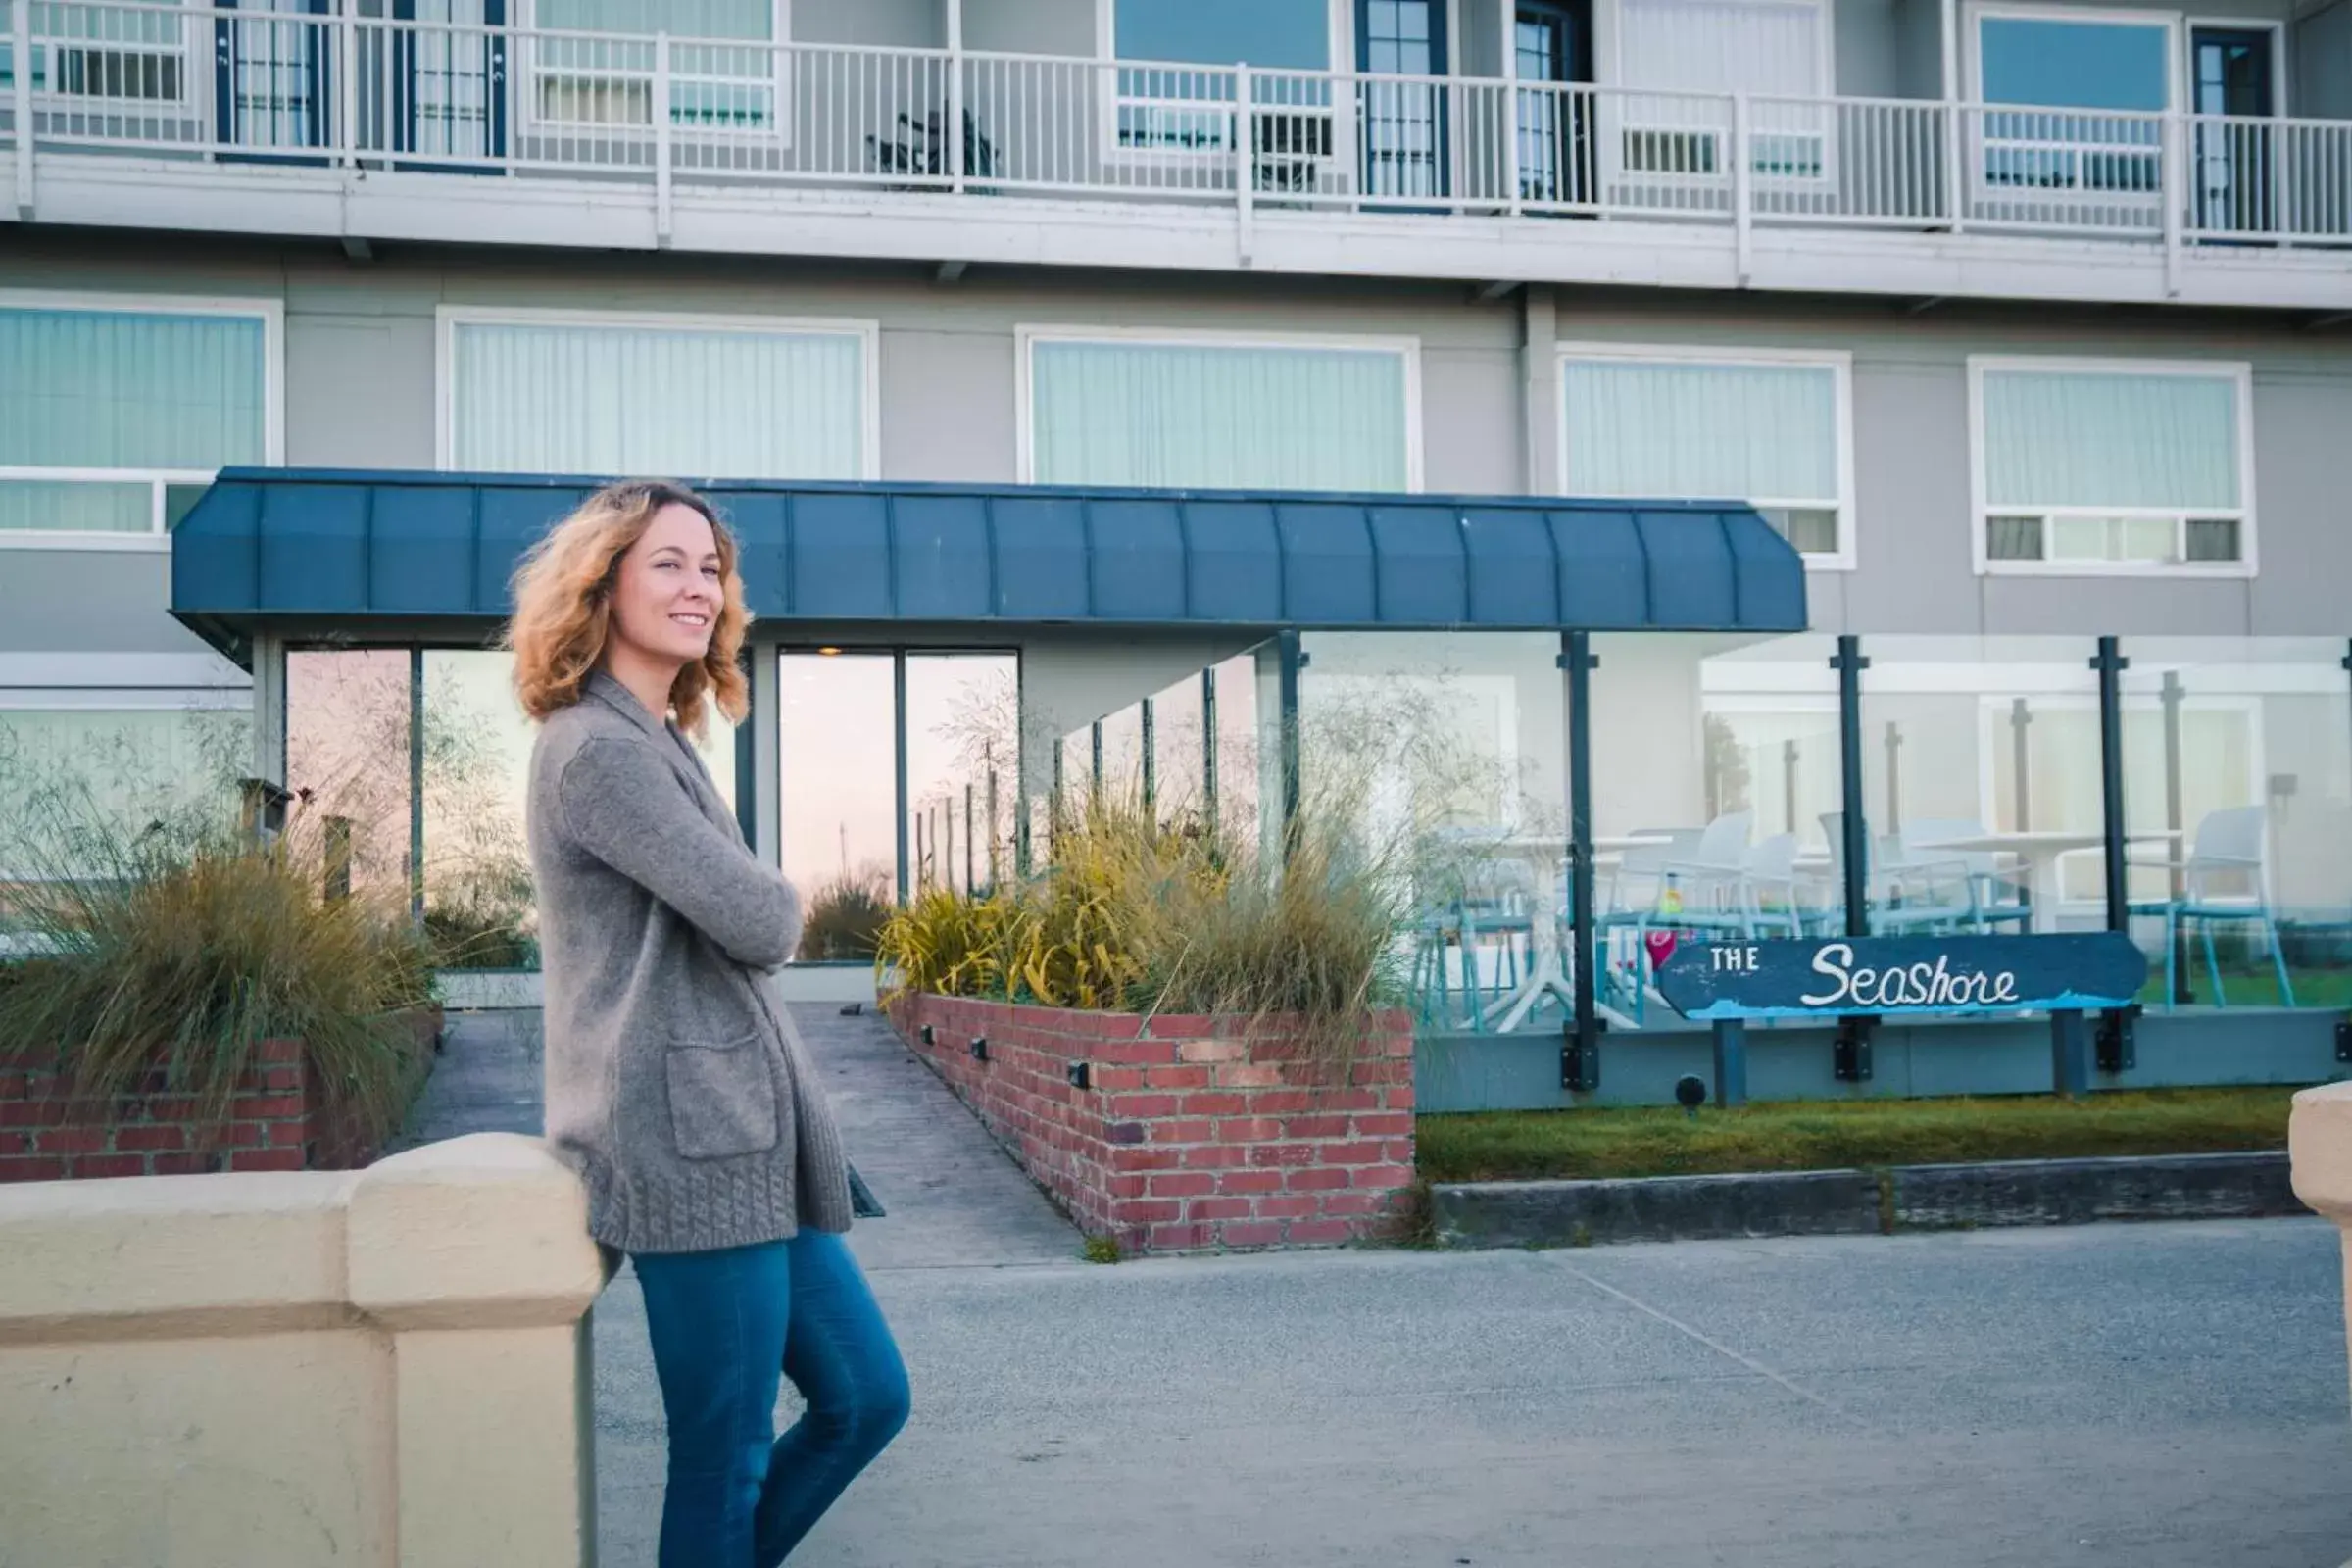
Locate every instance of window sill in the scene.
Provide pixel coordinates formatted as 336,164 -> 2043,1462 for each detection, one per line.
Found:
1976,559 -> 2255,580
0,532 -> 172,553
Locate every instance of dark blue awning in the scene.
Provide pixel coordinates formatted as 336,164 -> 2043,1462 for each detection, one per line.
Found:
171,469 -> 1806,656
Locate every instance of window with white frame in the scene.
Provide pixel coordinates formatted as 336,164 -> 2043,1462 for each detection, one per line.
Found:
1022,331 -> 1418,492
0,298 -> 274,543
1559,348 -> 1852,561
526,0 -> 786,132
1102,0 -> 1337,159
1614,0 -> 1831,180
1969,7 -> 2174,196
443,311 -> 874,478
1972,359 -> 2251,570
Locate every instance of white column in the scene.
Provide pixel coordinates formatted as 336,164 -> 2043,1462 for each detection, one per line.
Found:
1520,285 -> 1559,497
753,641 -> 781,866
250,631 -> 288,789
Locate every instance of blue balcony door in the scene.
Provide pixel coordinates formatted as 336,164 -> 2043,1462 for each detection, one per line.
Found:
1358,0 -> 1449,202
392,0 -> 508,168
1514,1 -> 1592,206
2191,27 -> 2275,237
213,0 -> 333,163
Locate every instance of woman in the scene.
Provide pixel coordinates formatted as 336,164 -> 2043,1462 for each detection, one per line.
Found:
509,479 -> 909,1567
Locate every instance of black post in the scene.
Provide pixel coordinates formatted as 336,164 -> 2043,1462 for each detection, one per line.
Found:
2050,1008 -> 2090,1099
409,647 -> 425,927
987,759 -> 1001,888
964,783 -> 975,895
1833,636 -> 1870,939
1277,631 -> 1304,858
1201,666 -> 1220,831
1711,1018 -> 1748,1107
2092,637 -> 2130,934
1091,720 -> 1103,799
1141,697 -> 1156,815
734,649 -> 757,850
894,654 -> 910,903
2010,697 -> 2034,831
323,815 -> 352,904
1562,632 -> 1599,1092
2162,670 -> 2190,1004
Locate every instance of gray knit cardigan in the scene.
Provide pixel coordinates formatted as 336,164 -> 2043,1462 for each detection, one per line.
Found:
526,670 -> 854,1253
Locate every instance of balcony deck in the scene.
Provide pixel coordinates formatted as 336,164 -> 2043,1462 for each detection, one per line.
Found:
7,3 -> 2352,311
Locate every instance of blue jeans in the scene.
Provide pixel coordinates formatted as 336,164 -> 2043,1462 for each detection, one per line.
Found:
632,1230 -> 910,1568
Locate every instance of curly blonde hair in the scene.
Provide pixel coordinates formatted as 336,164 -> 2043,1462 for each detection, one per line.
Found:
505,479 -> 751,741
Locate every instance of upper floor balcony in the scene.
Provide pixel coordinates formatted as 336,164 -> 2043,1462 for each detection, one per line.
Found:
8,0 -> 2352,312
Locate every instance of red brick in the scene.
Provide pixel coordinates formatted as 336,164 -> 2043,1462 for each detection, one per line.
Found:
34,1127 -> 108,1155
114,1126 -> 185,1153
0,1156 -> 68,1183
1254,1195 -> 1321,1220
1180,1145 -> 1252,1169
1351,1060 -> 1413,1085
1110,1199 -> 1183,1225
1143,1013 -> 1216,1039
1113,1094 -> 1183,1119
1187,1198 -> 1255,1222
1216,1064 -> 1284,1089
1103,1173 -> 1149,1200
1093,1040 -> 1180,1066
1147,1223 -> 1213,1250
1142,1066 -> 1211,1091
1147,1118 -> 1214,1145
215,1121 -> 269,1150
1217,1169 -> 1285,1196
1104,1121 -> 1147,1146
1147,1172 -> 1217,1198
1316,1141 -> 1387,1166
1283,1114 -> 1351,1139
73,1155 -> 147,1180
269,1121 -> 312,1148
262,1068 -> 304,1092
0,1133 -> 27,1155
255,1038 -> 304,1064
1177,1092 -> 1250,1117
229,1149 -> 305,1172
0,1071 -> 23,1097
1247,1142 -> 1315,1168
1284,1220 -> 1357,1245
1250,1090 -> 1320,1114
1109,1147 -> 1183,1173
142,1097 -> 203,1123
1353,1165 -> 1417,1190
1321,1191 -> 1401,1217
1384,1086 -> 1417,1111
1090,1067 -> 1146,1092
1213,1116 -> 1282,1143
231,1095 -> 306,1120
1288,1168 -> 1350,1193
0,1100 -> 63,1128
1176,1039 -> 1247,1064
1383,1139 -> 1417,1164
150,1153 -> 222,1176
1352,1112 -> 1415,1137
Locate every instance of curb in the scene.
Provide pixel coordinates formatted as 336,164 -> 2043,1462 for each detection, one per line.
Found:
1431,1151 -> 2304,1249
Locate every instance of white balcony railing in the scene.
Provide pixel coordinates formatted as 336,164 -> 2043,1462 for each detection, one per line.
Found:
8,0 -> 2352,260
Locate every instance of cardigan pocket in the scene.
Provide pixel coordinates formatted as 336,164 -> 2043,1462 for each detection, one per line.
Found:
663,1035 -> 781,1160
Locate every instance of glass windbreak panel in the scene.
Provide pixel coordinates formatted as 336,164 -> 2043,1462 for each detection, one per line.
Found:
2121,640 -> 2352,1010
418,651 -> 540,969
1028,340 -> 1411,492
779,653 -> 898,929
1298,633 -> 1566,1034
287,650 -> 415,905
0,707 -> 249,899
1149,672 -> 1209,824
1585,633 -> 1835,1030
1099,705 -> 1147,803
1856,637 -> 2103,940
1213,652 -> 1267,843
904,654 -> 1017,902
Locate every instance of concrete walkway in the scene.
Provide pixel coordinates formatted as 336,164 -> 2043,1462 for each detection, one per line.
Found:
398,1010 -> 2352,1568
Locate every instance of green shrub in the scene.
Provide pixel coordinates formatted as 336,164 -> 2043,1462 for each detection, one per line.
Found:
799,870 -> 893,961
0,772 -> 439,1133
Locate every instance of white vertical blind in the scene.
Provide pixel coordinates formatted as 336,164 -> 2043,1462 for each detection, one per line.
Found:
1028,340 -> 1412,491
533,0 -> 774,39
450,319 -> 867,478
1562,357 -> 1840,504
1617,0 -> 1826,95
1982,369 -> 2241,511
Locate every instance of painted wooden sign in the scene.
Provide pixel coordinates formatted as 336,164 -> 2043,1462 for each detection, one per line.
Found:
1655,934 -> 2149,1021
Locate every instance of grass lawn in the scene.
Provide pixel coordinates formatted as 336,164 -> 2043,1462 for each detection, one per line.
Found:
1416,1086 -> 2309,1184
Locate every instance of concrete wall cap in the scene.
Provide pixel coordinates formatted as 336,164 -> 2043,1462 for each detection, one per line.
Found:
2288,1082 -> 2352,1219
346,1133 -> 608,1330
0,1171 -> 358,1338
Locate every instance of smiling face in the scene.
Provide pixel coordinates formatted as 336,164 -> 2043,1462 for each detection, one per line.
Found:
607,501 -> 723,670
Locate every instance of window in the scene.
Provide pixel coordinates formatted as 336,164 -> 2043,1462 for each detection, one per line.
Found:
526,0 -> 785,132
0,297 -> 275,545
1614,0 -> 1830,180
1971,359 -> 2252,572
1102,0 -> 1334,156
442,310 -> 875,477
1971,9 -> 2172,195
0,706 -> 251,886
1559,347 -> 1852,563
1021,331 -> 1418,492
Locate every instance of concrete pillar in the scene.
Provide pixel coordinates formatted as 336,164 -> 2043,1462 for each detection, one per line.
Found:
1520,284 -> 1559,496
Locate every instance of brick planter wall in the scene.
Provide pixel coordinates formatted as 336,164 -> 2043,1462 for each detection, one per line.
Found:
891,995 -> 1417,1254
0,1008 -> 442,1183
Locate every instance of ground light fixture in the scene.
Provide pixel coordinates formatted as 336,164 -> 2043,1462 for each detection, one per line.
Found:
1674,1075 -> 1708,1118
969,1036 -> 989,1062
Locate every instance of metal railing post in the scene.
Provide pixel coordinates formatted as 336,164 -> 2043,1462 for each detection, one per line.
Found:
1731,91 -> 1752,285
1234,62 -> 1253,265
336,9 -> 357,167
1944,99 -> 1966,232
1504,78 -> 1522,216
652,30 -> 672,244
946,3 -> 964,193
2161,110 -> 2184,295
13,0 -> 35,218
